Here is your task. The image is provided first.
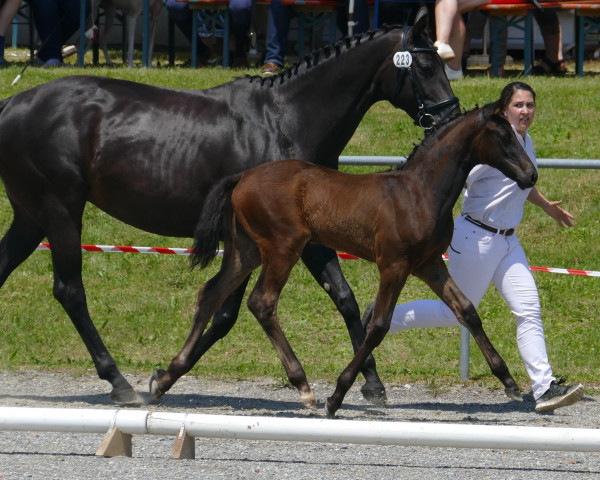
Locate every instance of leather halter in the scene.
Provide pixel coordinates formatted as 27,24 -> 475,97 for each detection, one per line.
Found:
399,26 -> 460,132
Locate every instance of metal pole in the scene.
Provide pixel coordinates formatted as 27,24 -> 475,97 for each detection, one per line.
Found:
339,156 -> 600,169
78,0 -> 87,67
142,0 -> 149,67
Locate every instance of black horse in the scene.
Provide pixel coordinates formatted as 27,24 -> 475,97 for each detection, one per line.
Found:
0,9 -> 458,406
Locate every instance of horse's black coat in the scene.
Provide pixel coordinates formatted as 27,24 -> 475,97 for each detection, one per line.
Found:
0,9 -> 458,404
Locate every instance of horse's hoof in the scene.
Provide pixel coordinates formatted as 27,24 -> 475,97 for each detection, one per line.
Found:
110,386 -> 143,407
360,385 -> 387,406
505,386 -> 523,402
300,391 -> 317,410
325,397 -> 337,419
149,369 -> 166,400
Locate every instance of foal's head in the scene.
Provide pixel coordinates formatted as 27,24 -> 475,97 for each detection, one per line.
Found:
472,104 -> 538,189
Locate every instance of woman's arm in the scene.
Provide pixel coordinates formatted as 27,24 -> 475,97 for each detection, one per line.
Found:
527,187 -> 574,227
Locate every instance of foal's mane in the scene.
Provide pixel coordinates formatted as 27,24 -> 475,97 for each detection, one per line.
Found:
400,102 -> 497,168
244,25 -> 405,88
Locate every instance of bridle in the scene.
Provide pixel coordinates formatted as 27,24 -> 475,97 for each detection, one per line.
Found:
396,26 -> 461,132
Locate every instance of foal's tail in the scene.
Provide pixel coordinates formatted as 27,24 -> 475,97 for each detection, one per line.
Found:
191,173 -> 243,270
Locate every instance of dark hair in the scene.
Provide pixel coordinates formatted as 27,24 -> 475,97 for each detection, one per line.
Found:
492,82 -> 536,115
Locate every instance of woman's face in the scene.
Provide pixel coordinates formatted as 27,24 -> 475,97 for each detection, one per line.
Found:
503,89 -> 536,136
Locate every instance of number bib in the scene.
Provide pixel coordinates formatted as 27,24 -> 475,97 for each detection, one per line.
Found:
393,51 -> 413,69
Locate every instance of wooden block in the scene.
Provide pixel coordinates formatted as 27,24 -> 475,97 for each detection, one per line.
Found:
171,427 -> 195,460
96,427 -> 133,457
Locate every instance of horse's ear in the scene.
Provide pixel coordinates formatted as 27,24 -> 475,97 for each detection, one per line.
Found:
413,7 -> 429,35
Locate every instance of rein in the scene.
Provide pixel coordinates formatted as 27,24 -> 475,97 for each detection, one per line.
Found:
399,26 -> 460,132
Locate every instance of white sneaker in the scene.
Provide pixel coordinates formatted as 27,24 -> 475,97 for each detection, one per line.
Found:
434,41 -> 455,61
445,63 -> 463,81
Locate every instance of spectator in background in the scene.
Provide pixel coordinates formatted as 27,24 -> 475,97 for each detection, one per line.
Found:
463,9 -> 566,76
261,0 -> 369,76
166,0 -> 251,67
29,0 -> 90,67
531,10 -> 566,75
0,0 -> 23,67
433,0 -> 491,80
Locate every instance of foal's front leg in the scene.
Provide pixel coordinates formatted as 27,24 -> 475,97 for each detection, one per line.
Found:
415,257 -> 522,401
326,265 -> 407,418
301,243 -> 386,404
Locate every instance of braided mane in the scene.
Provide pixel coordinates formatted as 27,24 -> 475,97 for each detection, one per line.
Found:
245,24 -> 404,87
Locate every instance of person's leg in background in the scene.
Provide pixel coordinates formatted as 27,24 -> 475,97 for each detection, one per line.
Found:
0,0 -> 22,67
261,0 -> 290,74
29,0 -> 89,66
229,0 -> 251,66
532,9 -> 566,75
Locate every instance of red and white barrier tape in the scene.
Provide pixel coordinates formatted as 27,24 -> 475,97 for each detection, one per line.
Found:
36,243 -> 600,277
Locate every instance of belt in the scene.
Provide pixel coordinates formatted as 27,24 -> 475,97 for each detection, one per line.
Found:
464,215 -> 515,236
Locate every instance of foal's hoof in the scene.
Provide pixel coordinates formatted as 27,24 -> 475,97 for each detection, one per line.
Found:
360,384 -> 387,406
110,386 -> 143,407
149,369 -> 167,400
325,397 -> 338,419
505,386 -> 523,402
300,391 -> 317,410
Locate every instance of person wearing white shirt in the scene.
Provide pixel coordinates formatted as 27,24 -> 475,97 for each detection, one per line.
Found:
364,82 -> 584,413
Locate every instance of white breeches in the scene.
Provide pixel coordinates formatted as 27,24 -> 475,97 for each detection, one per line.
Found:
390,215 -> 554,399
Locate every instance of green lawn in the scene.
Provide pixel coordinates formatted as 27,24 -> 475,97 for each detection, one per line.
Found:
0,51 -> 598,395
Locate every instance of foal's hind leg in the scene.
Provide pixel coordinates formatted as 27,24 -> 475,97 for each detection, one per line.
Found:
415,257 -> 522,401
301,244 -> 386,405
150,237 -> 260,400
149,274 -> 252,399
247,256 -> 316,409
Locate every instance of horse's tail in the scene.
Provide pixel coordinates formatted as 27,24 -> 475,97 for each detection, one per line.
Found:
191,173 -> 243,270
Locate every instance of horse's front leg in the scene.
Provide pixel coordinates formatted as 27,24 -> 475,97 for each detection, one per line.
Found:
325,265 -> 407,418
415,257 -> 522,402
301,243 -> 386,405
149,275 -> 252,400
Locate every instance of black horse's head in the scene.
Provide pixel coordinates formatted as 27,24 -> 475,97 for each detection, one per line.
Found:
378,8 -> 460,132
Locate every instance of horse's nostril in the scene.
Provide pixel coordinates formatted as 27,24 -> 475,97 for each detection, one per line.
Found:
531,172 -> 538,184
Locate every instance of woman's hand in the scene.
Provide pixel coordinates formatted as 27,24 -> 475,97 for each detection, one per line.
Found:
527,187 -> 575,228
542,200 -> 575,228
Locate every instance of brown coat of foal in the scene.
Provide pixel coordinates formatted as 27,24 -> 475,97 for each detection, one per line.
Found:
152,103 -> 538,417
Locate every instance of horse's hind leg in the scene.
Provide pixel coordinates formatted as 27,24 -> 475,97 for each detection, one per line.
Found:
416,257 -> 522,401
247,256 -> 316,409
0,206 -> 45,287
301,244 -> 386,404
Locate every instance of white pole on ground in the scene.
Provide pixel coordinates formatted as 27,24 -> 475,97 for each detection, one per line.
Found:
1,407 -> 599,453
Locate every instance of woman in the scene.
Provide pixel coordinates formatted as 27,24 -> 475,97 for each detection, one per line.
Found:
365,82 -> 584,413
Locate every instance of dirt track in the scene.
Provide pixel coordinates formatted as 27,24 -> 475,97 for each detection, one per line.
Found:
0,371 -> 599,479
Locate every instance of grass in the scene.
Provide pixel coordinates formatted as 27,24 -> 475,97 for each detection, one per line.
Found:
0,47 -> 599,395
